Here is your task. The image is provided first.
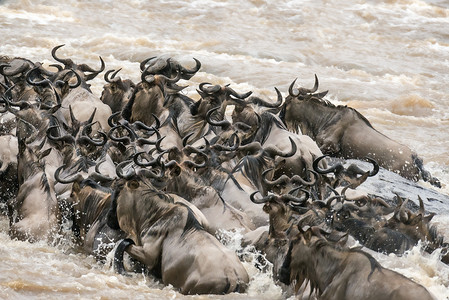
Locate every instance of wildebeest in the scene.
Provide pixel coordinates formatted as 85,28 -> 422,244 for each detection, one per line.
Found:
8,146 -> 60,242
280,75 -> 440,187
109,170 -> 249,295
230,95 -> 325,180
280,226 -> 436,300
60,174 -> 126,261
162,154 -> 257,234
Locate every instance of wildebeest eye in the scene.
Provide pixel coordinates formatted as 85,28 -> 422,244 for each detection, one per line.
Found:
128,180 -> 140,189
263,203 -> 271,213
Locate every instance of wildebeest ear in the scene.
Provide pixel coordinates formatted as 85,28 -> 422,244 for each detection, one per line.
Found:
410,213 -> 427,226
44,104 -> 61,115
38,148 -> 52,160
336,233 -> 349,248
263,203 -> 271,213
127,180 -> 140,189
303,227 -> 313,242
169,165 -> 181,177
72,181 -> 81,194
424,213 -> 435,223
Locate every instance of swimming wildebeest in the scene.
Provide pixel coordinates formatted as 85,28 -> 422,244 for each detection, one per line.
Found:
109,166 -> 249,295
280,75 -> 440,187
279,226 -> 436,300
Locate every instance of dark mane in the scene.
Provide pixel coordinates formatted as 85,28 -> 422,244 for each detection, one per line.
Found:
80,178 -> 113,194
231,153 -> 270,191
121,89 -> 135,121
347,247 -> 383,280
40,168 -> 52,197
306,97 -> 374,128
179,204 -> 205,237
254,111 -> 288,144
428,225 -> 445,249
71,156 -> 96,173
313,237 -> 382,281
280,96 -> 374,132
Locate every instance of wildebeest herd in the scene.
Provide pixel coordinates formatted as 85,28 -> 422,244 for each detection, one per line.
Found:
0,45 -> 446,299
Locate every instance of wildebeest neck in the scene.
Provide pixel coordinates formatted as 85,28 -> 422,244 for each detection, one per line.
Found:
282,97 -> 373,139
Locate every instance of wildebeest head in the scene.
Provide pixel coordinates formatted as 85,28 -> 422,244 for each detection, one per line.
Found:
279,75 -> 328,134
384,195 -> 443,253
140,56 -> 201,81
279,226 -> 348,289
313,155 -> 379,189
232,87 -> 283,128
122,65 -> 182,125
100,69 -> 135,113
191,83 -> 252,120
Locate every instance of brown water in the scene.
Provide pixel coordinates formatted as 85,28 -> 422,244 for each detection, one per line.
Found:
1,0 -> 449,299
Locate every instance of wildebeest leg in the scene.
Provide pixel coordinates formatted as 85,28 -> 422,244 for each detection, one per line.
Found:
413,154 -> 441,188
115,232 -> 165,275
114,238 -> 135,274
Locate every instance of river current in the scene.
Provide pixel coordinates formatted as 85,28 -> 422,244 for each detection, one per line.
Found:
1,0 -> 449,299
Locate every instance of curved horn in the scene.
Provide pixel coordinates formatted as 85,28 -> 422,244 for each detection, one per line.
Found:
54,165 -> 84,184
139,56 -> 157,71
288,78 -> 299,97
133,151 -> 164,167
141,57 -> 167,74
79,57 -> 105,81
104,68 -> 122,83
313,155 -> 344,174
108,111 -> 122,128
179,58 -> 201,78
212,133 -> 241,152
51,44 -> 73,67
91,158 -> 115,182
136,166 -> 165,180
309,74 -> 319,93
132,120 -> 158,132
49,64 -> 63,72
183,150 -> 208,169
108,125 -> 132,144
155,135 -> 166,153
116,160 -> 136,179
0,61 -> 29,76
264,137 -> 297,158
250,191 -> 277,204
250,87 -> 283,108
225,86 -> 252,99
69,69 -> 82,89
281,190 -> 310,204
289,75 -> 320,97
46,125 -> 76,144
262,168 -> 290,187
26,67 -> 51,87
237,141 -> 262,155
182,132 -> 194,147
199,82 -> 221,94
290,170 -> 317,186
157,67 -> 181,85
181,58 -> 201,74
78,123 -> 107,146
365,157 -> 379,177
206,106 -> 231,129
1,91 -> 29,110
